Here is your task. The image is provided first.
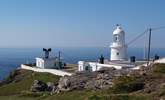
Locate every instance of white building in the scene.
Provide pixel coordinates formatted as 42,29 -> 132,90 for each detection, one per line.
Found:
78,25 -> 128,72
78,61 -> 123,72
110,25 -> 127,60
36,48 -> 65,69
36,57 -> 64,69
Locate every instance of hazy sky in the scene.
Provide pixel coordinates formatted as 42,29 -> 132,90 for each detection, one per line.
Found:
0,0 -> 165,48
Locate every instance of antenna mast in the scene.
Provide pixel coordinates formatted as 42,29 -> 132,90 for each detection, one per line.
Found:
58,51 -> 61,61
143,33 -> 147,60
147,28 -> 152,66
58,51 -> 61,69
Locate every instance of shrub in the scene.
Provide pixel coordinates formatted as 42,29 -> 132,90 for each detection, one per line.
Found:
152,63 -> 165,74
112,76 -> 144,93
4,70 -> 19,82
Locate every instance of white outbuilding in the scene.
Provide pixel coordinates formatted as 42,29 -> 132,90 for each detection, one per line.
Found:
36,57 -> 65,69
110,25 -> 127,61
36,48 -> 65,69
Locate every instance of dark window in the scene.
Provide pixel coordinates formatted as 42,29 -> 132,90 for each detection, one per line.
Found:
113,35 -> 118,42
115,37 -> 118,41
117,52 -> 119,55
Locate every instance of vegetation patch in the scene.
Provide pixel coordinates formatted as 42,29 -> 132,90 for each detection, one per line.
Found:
112,76 -> 144,93
152,63 -> 165,74
0,69 -> 60,96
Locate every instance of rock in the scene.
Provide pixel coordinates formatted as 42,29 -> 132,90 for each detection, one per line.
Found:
47,82 -> 55,92
57,76 -> 71,91
31,80 -> 48,92
85,73 -> 113,90
56,68 -> 117,92
159,83 -> 165,89
31,80 -> 58,93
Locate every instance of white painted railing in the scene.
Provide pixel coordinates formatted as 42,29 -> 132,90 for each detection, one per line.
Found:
21,64 -> 72,76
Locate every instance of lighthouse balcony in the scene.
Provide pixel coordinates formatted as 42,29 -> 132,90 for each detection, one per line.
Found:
110,43 -> 127,48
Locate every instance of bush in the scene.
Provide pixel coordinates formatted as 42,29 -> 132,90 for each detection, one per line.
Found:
112,76 -> 144,93
152,63 -> 165,74
4,70 -> 19,83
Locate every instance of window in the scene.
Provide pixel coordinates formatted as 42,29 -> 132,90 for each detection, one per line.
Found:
113,35 -> 119,42
85,65 -> 91,71
115,37 -> 118,41
116,52 -> 119,55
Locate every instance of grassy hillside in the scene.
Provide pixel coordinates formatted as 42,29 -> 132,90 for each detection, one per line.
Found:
0,69 -> 60,96
0,63 -> 165,100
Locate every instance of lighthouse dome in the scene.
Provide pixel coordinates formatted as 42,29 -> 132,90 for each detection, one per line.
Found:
113,25 -> 125,35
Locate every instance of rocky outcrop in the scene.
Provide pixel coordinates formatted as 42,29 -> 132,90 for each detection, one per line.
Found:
55,67 -> 129,92
31,80 -> 56,92
31,80 -> 48,92
47,82 -> 57,92
30,67 -> 135,93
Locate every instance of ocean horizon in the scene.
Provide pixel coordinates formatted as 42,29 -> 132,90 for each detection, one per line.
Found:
0,47 -> 164,80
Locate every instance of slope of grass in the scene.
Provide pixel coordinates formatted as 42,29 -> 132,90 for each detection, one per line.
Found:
0,69 -> 60,96
112,75 -> 144,93
152,63 -> 165,74
0,90 -> 154,100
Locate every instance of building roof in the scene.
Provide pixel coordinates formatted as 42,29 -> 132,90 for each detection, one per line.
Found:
36,57 -> 58,61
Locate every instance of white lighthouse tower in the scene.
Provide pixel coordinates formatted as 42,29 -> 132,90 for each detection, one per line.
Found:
110,25 -> 127,61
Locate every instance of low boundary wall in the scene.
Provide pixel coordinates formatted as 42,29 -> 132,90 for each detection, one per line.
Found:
21,64 -> 72,76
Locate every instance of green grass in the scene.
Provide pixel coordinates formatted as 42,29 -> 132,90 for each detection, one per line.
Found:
112,76 -> 144,93
152,63 -> 165,74
0,70 -> 60,96
0,91 -> 154,100
88,94 -> 153,100
0,70 -> 155,100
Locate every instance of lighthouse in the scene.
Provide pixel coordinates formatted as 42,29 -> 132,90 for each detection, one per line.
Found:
110,25 -> 127,61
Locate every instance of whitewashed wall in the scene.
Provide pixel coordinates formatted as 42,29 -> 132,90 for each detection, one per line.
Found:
36,58 -> 44,68
154,58 -> 165,64
36,58 -> 59,69
21,64 -> 72,76
78,61 -> 122,72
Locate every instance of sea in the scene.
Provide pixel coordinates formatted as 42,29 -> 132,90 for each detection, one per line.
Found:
0,47 -> 165,80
